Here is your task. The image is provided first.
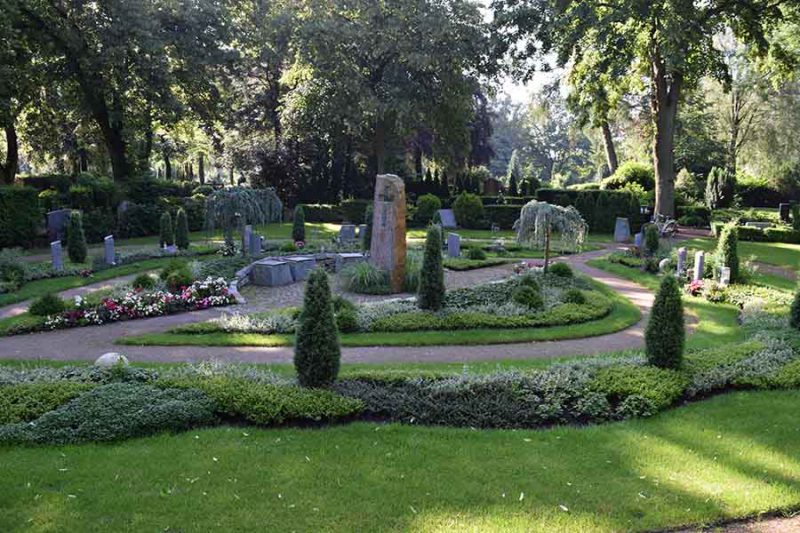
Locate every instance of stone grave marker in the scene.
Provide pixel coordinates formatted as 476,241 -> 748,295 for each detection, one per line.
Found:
46,209 -> 71,241
50,240 -> 63,272
613,217 -> 631,242
250,259 -> 293,286
676,247 -> 687,276
436,209 -> 457,229
634,232 -> 643,249
370,174 -> 406,292
249,233 -> 262,256
779,203 -> 791,223
658,258 -> 670,272
447,233 -> 461,258
719,266 -> 731,287
335,252 -> 366,272
285,256 -> 317,281
339,224 -> 357,243
104,235 -> 116,265
693,251 -> 705,281
242,225 -> 253,253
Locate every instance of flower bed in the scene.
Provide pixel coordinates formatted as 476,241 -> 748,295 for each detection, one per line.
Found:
43,277 -> 235,330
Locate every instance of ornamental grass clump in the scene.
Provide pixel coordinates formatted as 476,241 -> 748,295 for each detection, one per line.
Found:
645,275 -> 685,369
159,211 -> 174,248
716,222 -> 740,283
175,208 -> 190,250
417,226 -> 445,311
294,268 -> 341,388
292,205 -> 306,242
66,211 -> 87,263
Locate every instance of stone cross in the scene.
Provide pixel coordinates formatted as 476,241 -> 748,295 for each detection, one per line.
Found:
693,251 -> 705,282
613,217 -> 631,242
369,174 -> 407,292
676,247 -> 687,276
104,235 -> 115,265
447,233 -> 461,258
50,240 -> 63,272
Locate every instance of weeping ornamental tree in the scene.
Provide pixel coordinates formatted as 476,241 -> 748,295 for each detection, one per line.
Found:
515,201 -> 587,272
205,188 -> 283,256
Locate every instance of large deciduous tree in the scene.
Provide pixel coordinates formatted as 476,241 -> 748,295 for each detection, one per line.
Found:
493,0 -> 795,216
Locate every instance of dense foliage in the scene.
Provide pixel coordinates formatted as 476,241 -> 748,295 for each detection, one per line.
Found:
417,226 -> 445,311
645,276 -> 685,369
716,223 -> 740,283
292,205 -> 306,242
294,268 -> 341,388
174,208 -> 190,250
66,210 -> 87,263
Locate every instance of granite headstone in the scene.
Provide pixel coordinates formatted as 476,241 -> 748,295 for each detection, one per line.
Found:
103,235 -> 115,265
447,233 -> 461,258
370,174 -> 407,292
50,240 -> 63,272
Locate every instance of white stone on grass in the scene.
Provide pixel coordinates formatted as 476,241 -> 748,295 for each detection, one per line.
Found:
94,352 -> 129,367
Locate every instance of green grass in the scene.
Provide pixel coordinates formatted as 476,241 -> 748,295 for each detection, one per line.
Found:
443,257 -> 512,270
2,389 -> 800,531
680,237 -> 800,269
116,279 -> 641,348
587,258 -> 746,349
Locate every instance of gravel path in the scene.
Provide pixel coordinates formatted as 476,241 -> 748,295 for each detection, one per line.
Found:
0,245 -> 656,364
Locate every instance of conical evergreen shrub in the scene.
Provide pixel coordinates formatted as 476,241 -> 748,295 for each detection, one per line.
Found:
645,275 -> 685,369
715,222 -> 740,283
644,224 -> 660,256
791,288 -> 800,330
294,268 -> 341,388
292,205 -> 306,242
175,208 -> 190,250
159,211 -> 174,248
66,211 -> 87,263
417,225 -> 445,310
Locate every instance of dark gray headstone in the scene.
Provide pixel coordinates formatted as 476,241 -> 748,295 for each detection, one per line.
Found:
285,256 -> 317,281
676,247 -> 687,275
634,232 -> 643,249
339,224 -> 357,242
779,203 -> 791,223
249,233 -> 262,256
693,251 -> 705,281
613,217 -> 631,242
103,235 -> 115,265
447,233 -> 461,258
243,225 -> 253,253
50,240 -> 63,272
437,209 -> 457,229
46,209 -> 71,241
250,259 -> 293,286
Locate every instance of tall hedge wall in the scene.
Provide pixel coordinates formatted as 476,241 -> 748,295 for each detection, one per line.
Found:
536,189 -> 641,233
0,186 -> 41,248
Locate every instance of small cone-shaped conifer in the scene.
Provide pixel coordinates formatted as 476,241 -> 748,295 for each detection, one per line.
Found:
159,211 -> 175,248
66,211 -> 87,263
292,205 -> 306,242
790,287 -> 800,330
645,275 -> 685,369
417,225 -> 445,310
294,268 -> 341,387
175,208 -> 190,250
716,222 -> 740,283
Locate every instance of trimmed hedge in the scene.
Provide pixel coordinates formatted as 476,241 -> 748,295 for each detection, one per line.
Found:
0,186 -> 40,249
710,223 -> 800,244
536,188 -> 640,233
485,205 -> 520,229
301,199 -> 370,223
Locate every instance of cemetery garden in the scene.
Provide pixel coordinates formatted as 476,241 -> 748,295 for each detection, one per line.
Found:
3,1 -> 800,532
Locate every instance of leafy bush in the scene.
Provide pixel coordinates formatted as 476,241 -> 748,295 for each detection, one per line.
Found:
292,205 -> 306,242
28,294 -> 66,316
467,247 -> 487,260
0,186 -> 40,249
705,167 -> 735,209
336,306 -> 359,333
589,365 -> 686,412
66,211 -> 88,263
452,192 -> 485,229
716,222 -> 740,283
645,276 -> 684,369
563,288 -> 587,305
0,248 -> 25,288
175,207 -> 190,250
159,376 -> 362,425
518,274 -> 540,292
295,269 -> 341,388
548,262 -> 573,278
418,226 -> 445,310
166,269 -> 194,293
0,383 -> 217,445
159,211 -> 175,247
340,262 -> 390,294
131,273 -> 156,290
601,162 -> 655,191
644,224 -> 660,256
0,382 -> 95,424
512,285 -> 544,310
414,194 -> 441,226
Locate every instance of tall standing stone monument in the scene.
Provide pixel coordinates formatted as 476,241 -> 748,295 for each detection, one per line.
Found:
370,174 -> 406,293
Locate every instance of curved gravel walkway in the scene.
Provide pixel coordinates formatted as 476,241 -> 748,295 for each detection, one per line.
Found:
0,245 -> 656,364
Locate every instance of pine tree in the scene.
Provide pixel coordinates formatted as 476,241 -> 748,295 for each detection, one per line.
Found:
294,268 -> 341,388
292,205 -> 306,242
66,211 -> 87,263
175,208 -> 190,250
645,275 -> 685,369
716,222 -> 740,283
159,211 -> 174,248
417,225 -> 446,310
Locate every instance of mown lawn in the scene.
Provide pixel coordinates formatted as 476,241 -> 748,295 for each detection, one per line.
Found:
116,279 -> 641,348
680,237 -> 800,269
2,389 -> 800,532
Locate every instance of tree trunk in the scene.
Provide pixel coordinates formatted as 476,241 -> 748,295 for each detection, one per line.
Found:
543,225 -> 551,272
651,56 -> 681,218
600,121 -> 618,175
164,155 -> 172,180
1,125 -> 19,185
78,148 -> 89,173
198,153 -> 205,184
